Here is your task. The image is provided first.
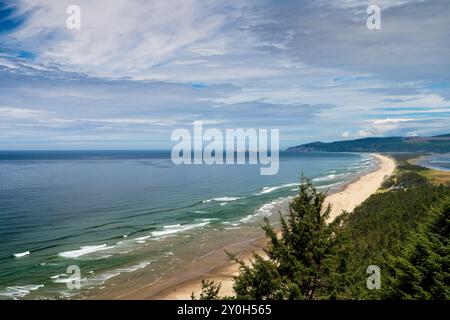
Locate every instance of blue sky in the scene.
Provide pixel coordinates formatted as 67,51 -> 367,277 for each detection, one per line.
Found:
0,0 -> 449,150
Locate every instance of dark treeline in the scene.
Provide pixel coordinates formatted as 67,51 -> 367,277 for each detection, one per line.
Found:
333,184 -> 449,299
287,135 -> 450,153
195,158 -> 450,300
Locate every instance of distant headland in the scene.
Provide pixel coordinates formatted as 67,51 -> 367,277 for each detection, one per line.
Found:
287,133 -> 450,153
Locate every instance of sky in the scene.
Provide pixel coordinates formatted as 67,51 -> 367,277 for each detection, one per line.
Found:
0,0 -> 449,150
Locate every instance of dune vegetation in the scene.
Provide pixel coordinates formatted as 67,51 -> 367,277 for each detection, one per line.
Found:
195,155 -> 450,300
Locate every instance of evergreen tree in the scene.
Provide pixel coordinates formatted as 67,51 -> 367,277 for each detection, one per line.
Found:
233,176 -> 345,299
382,198 -> 450,300
193,168 -> 450,300
191,280 -> 222,300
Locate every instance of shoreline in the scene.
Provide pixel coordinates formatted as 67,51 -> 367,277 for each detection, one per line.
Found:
411,153 -> 450,172
324,154 -> 395,222
92,153 -> 395,300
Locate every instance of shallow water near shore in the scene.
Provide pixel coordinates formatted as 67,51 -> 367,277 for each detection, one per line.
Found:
416,153 -> 450,171
0,151 -> 376,299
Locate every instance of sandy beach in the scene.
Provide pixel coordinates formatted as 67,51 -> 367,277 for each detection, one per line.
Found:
324,154 -> 396,222
159,154 -> 395,299
92,153 -> 395,300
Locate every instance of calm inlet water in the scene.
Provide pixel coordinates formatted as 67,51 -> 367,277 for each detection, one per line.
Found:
0,151 -> 376,299
416,153 -> 450,171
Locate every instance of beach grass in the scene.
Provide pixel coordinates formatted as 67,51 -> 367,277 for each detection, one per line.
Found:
421,169 -> 450,185
387,153 -> 450,186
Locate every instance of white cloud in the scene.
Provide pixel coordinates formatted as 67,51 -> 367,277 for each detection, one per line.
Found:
0,0 -> 448,148
0,58 -> 19,70
8,0 -> 269,81
353,117 -> 416,138
315,0 -> 426,13
371,117 -> 414,134
372,118 -> 413,125
356,129 -> 373,138
0,106 -> 50,119
342,130 -> 351,138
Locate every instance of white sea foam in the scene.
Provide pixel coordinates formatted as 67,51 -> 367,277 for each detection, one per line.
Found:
129,233 -> 161,244
314,171 -> 355,182
51,274 -> 76,285
240,214 -> 253,222
241,197 -> 289,224
151,222 -> 209,237
164,224 -> 181,229
313,174 -> 336,182
254,183 -> 297,195
310,156 -> 376,185
52,276 -> 71,284
222,221 -> 239,226
86,260 -> 152,286
115,260 -> 152,273
134,235 -> 152,241
255,203 -> 275,217
0,285 -> 44,299
13,251 -> 30,258
203,197 -> 243,203
214,197 -> 242,201
345,156 -> 376,173
196,218 -> 219,222
257,198 -> 287,216
58,244 -> 115,258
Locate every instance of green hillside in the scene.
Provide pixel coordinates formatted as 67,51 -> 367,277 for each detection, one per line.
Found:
287,134 -> 450,153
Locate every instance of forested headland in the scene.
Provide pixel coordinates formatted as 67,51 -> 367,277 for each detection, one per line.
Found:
195,154 -> 450,300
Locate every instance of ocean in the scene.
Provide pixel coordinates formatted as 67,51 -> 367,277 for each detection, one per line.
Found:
0,151 -> 377,299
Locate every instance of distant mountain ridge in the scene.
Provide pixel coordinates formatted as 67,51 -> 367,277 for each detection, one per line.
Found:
287,134 -> 450,153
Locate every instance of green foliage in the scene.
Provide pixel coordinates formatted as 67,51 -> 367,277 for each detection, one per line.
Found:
381,175 -> 396,189
195,169 -> 450,300
381,159 -> 429,189
382,199 -> 450,300
396,171 -> 428,187
288,136 -> 450,153
389,153 -> 426,163
231,253 -> 284,299
191,280 -> 222,300
334,185 -> 450,299
230,177 -> 449,300
397,163 -> 429,172
232,176 -> 346,300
